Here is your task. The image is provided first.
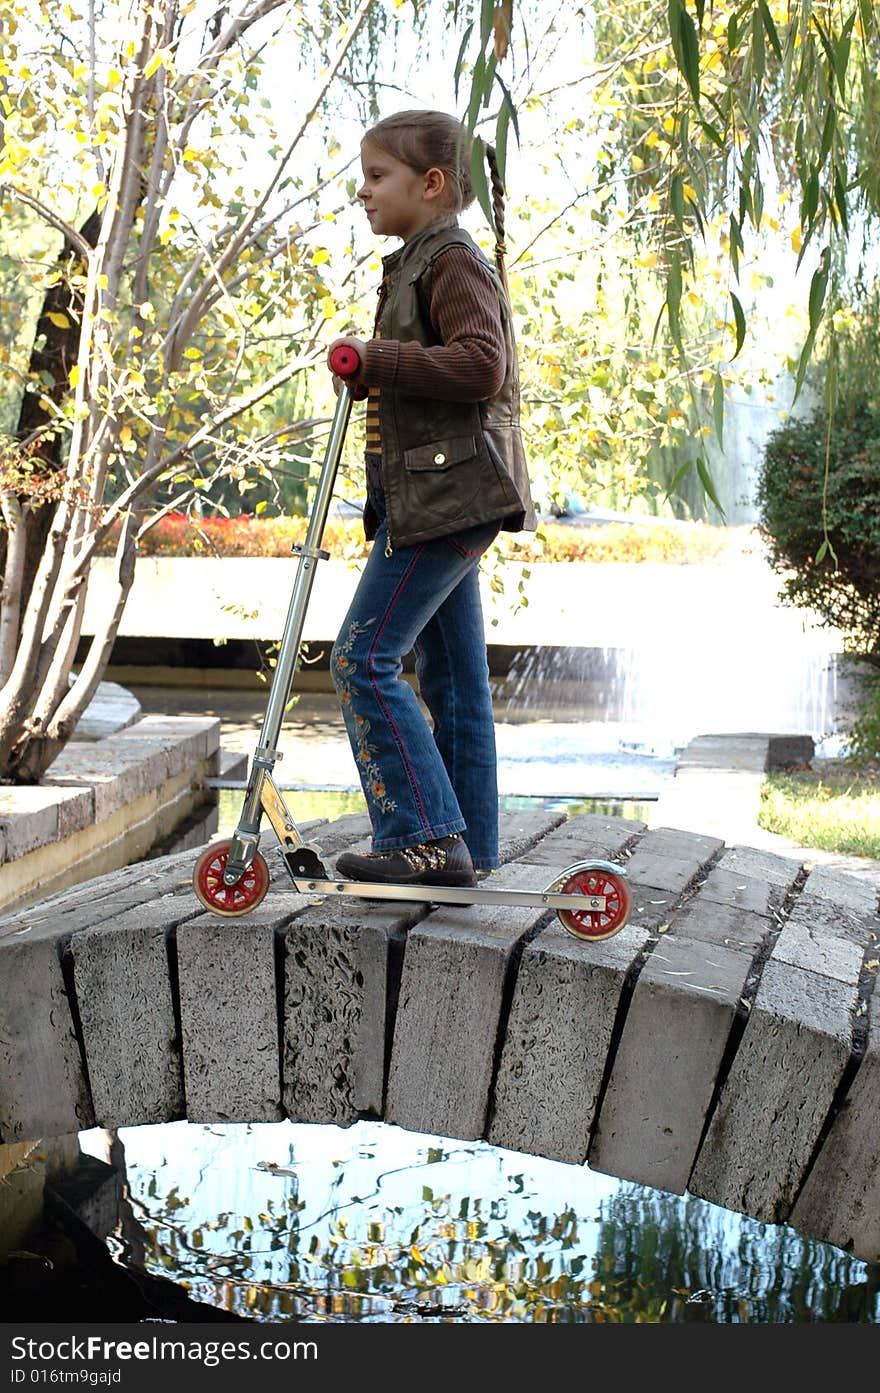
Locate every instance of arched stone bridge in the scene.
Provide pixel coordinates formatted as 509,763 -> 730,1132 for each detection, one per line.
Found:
1,808 -> 878,1264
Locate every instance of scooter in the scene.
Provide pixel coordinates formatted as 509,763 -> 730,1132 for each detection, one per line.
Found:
192,346 -> 631,942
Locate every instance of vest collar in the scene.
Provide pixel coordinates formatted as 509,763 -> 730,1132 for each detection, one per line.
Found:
381,214 -> 461,275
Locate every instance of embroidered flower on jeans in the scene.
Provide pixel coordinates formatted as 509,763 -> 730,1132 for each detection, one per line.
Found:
332,617 -> 397,815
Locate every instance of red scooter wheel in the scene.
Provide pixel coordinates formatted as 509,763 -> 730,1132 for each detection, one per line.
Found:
193,840 -> 270,917
552,862 -> 631,942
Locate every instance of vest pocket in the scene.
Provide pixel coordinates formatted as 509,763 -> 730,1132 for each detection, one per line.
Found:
402,435 -> 482,519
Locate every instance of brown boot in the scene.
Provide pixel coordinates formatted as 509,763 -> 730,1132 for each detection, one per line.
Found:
335,833 -> 477,887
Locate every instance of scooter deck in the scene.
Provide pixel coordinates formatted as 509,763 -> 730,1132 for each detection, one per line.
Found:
286,873 -> 607,913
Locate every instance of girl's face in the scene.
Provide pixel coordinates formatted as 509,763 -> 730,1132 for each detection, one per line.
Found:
357,139 -> 443,241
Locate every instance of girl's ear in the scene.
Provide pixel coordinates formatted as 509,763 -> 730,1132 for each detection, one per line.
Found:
423,166 -> 446,202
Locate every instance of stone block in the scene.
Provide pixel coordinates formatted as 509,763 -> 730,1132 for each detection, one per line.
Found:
707,845 -> 805,887
177,906 -> 288,1123
282,897 -> 425,1126
669,899 -> 770,956
0,787 -> 60,860
385,863 -> 547,1141
688,958 -> 857,1222
623,826 -> 724,896
115,715 -> 220,776
497,808 -> 567,862
676,734 -> 770,771
589,937 -> 753,1194
516,811 -> 646,866
488,914 -> 651,1163
771,917 -> 867,985
790,990 -> 880,1262
71,897 -> 194,1127
72,681 -> 142,740
800,865 -> 880,914
766,734 -> 815,770
698,848 -> 804,917
0,936 -> 92,1141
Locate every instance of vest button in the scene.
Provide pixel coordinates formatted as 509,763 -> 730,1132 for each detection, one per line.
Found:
433,452 -> 446,464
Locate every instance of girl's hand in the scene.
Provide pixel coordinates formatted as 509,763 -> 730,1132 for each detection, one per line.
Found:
327,335 -> 367,394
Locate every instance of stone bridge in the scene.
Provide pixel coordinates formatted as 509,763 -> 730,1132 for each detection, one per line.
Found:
1,808 -> 878,1264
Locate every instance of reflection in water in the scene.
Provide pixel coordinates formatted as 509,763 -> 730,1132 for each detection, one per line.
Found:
80,1120 -> 879,1324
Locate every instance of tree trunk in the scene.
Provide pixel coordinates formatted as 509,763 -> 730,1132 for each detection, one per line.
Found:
2,209 -> 101,618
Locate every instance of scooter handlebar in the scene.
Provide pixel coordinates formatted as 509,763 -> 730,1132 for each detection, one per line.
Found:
328,343 -> 368,401
328,344 -> 362,379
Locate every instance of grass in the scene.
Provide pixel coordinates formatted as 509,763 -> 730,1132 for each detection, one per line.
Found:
758,758 -> 880,859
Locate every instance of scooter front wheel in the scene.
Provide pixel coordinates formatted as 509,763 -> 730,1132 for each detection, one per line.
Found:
550,861 -> 631,942
193,839 -> 270,917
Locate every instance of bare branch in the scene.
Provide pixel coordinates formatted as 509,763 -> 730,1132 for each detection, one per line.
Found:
0,185 -> 93,258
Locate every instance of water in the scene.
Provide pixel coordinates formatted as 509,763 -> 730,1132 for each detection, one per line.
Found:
78,1119 -> 878,1323
498,645 -> 849,758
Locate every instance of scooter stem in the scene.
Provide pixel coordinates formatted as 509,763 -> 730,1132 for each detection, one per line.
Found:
224,354 -> 361,882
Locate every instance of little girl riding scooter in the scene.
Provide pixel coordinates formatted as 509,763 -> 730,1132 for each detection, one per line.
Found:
326,108 -> 536,889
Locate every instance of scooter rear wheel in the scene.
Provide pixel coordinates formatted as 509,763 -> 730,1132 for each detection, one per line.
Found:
193,839 -> 270,917
552,862 -> 631,942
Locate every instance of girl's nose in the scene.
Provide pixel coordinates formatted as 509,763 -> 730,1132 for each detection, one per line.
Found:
356,181 -> 368,202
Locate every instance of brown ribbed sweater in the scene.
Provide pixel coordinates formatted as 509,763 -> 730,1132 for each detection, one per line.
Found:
363,245 -> 507,403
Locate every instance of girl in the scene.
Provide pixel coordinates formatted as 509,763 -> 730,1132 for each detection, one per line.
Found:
327,108 -> 536,888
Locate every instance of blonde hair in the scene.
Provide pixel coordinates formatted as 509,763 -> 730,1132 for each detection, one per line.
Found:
364,109 -> 509,290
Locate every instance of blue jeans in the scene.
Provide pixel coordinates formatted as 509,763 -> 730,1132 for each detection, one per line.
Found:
330,508 -> 500,869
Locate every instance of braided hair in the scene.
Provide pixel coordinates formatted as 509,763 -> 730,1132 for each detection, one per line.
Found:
364,109 -> 510,290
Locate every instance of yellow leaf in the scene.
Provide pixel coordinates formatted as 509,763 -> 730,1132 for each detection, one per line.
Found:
791,227 -> 802,254
143,48 -> 170,80
69,365 -> 80,387
46,312 -> 70,328
311,247 -> 330,265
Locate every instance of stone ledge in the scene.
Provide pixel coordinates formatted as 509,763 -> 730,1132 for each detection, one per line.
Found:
0,711 -> 221,914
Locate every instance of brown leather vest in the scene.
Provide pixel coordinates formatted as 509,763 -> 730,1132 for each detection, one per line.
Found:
366,218 -> 537,549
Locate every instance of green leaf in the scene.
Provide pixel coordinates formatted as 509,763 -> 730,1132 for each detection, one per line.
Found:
696,454 -> 725,515
453,21 -> 474,101
859,0 -> 877,40
801,169 -> 819,228
495,94 -> 510,184
730,291 -> 746,360
670,172 -> 685,228
699,118 -> 725,148
833,166 -> 849,235
712,371 -> 724,448
819,105 -> 837,163
808,246 -> 830,333
750,7 -> 765,80
480,0 -> 494,49
666,252 -> 683,350
727,13 -> 739,50
469,134 -> 494,235
814,538 -> 828,564
729,211 -> 743,280
669,0 -> 701,104
663,458 -> 694,502
758,0 -> 782,60
793,326 -> 816,403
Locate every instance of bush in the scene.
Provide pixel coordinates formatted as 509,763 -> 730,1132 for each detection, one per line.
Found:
755,400 -> 880,665
103,511 -> 751,565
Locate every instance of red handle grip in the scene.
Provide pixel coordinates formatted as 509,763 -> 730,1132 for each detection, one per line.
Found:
329,344 -> 362,379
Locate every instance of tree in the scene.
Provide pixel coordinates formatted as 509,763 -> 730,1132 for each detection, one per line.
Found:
0,0 -> 384,781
